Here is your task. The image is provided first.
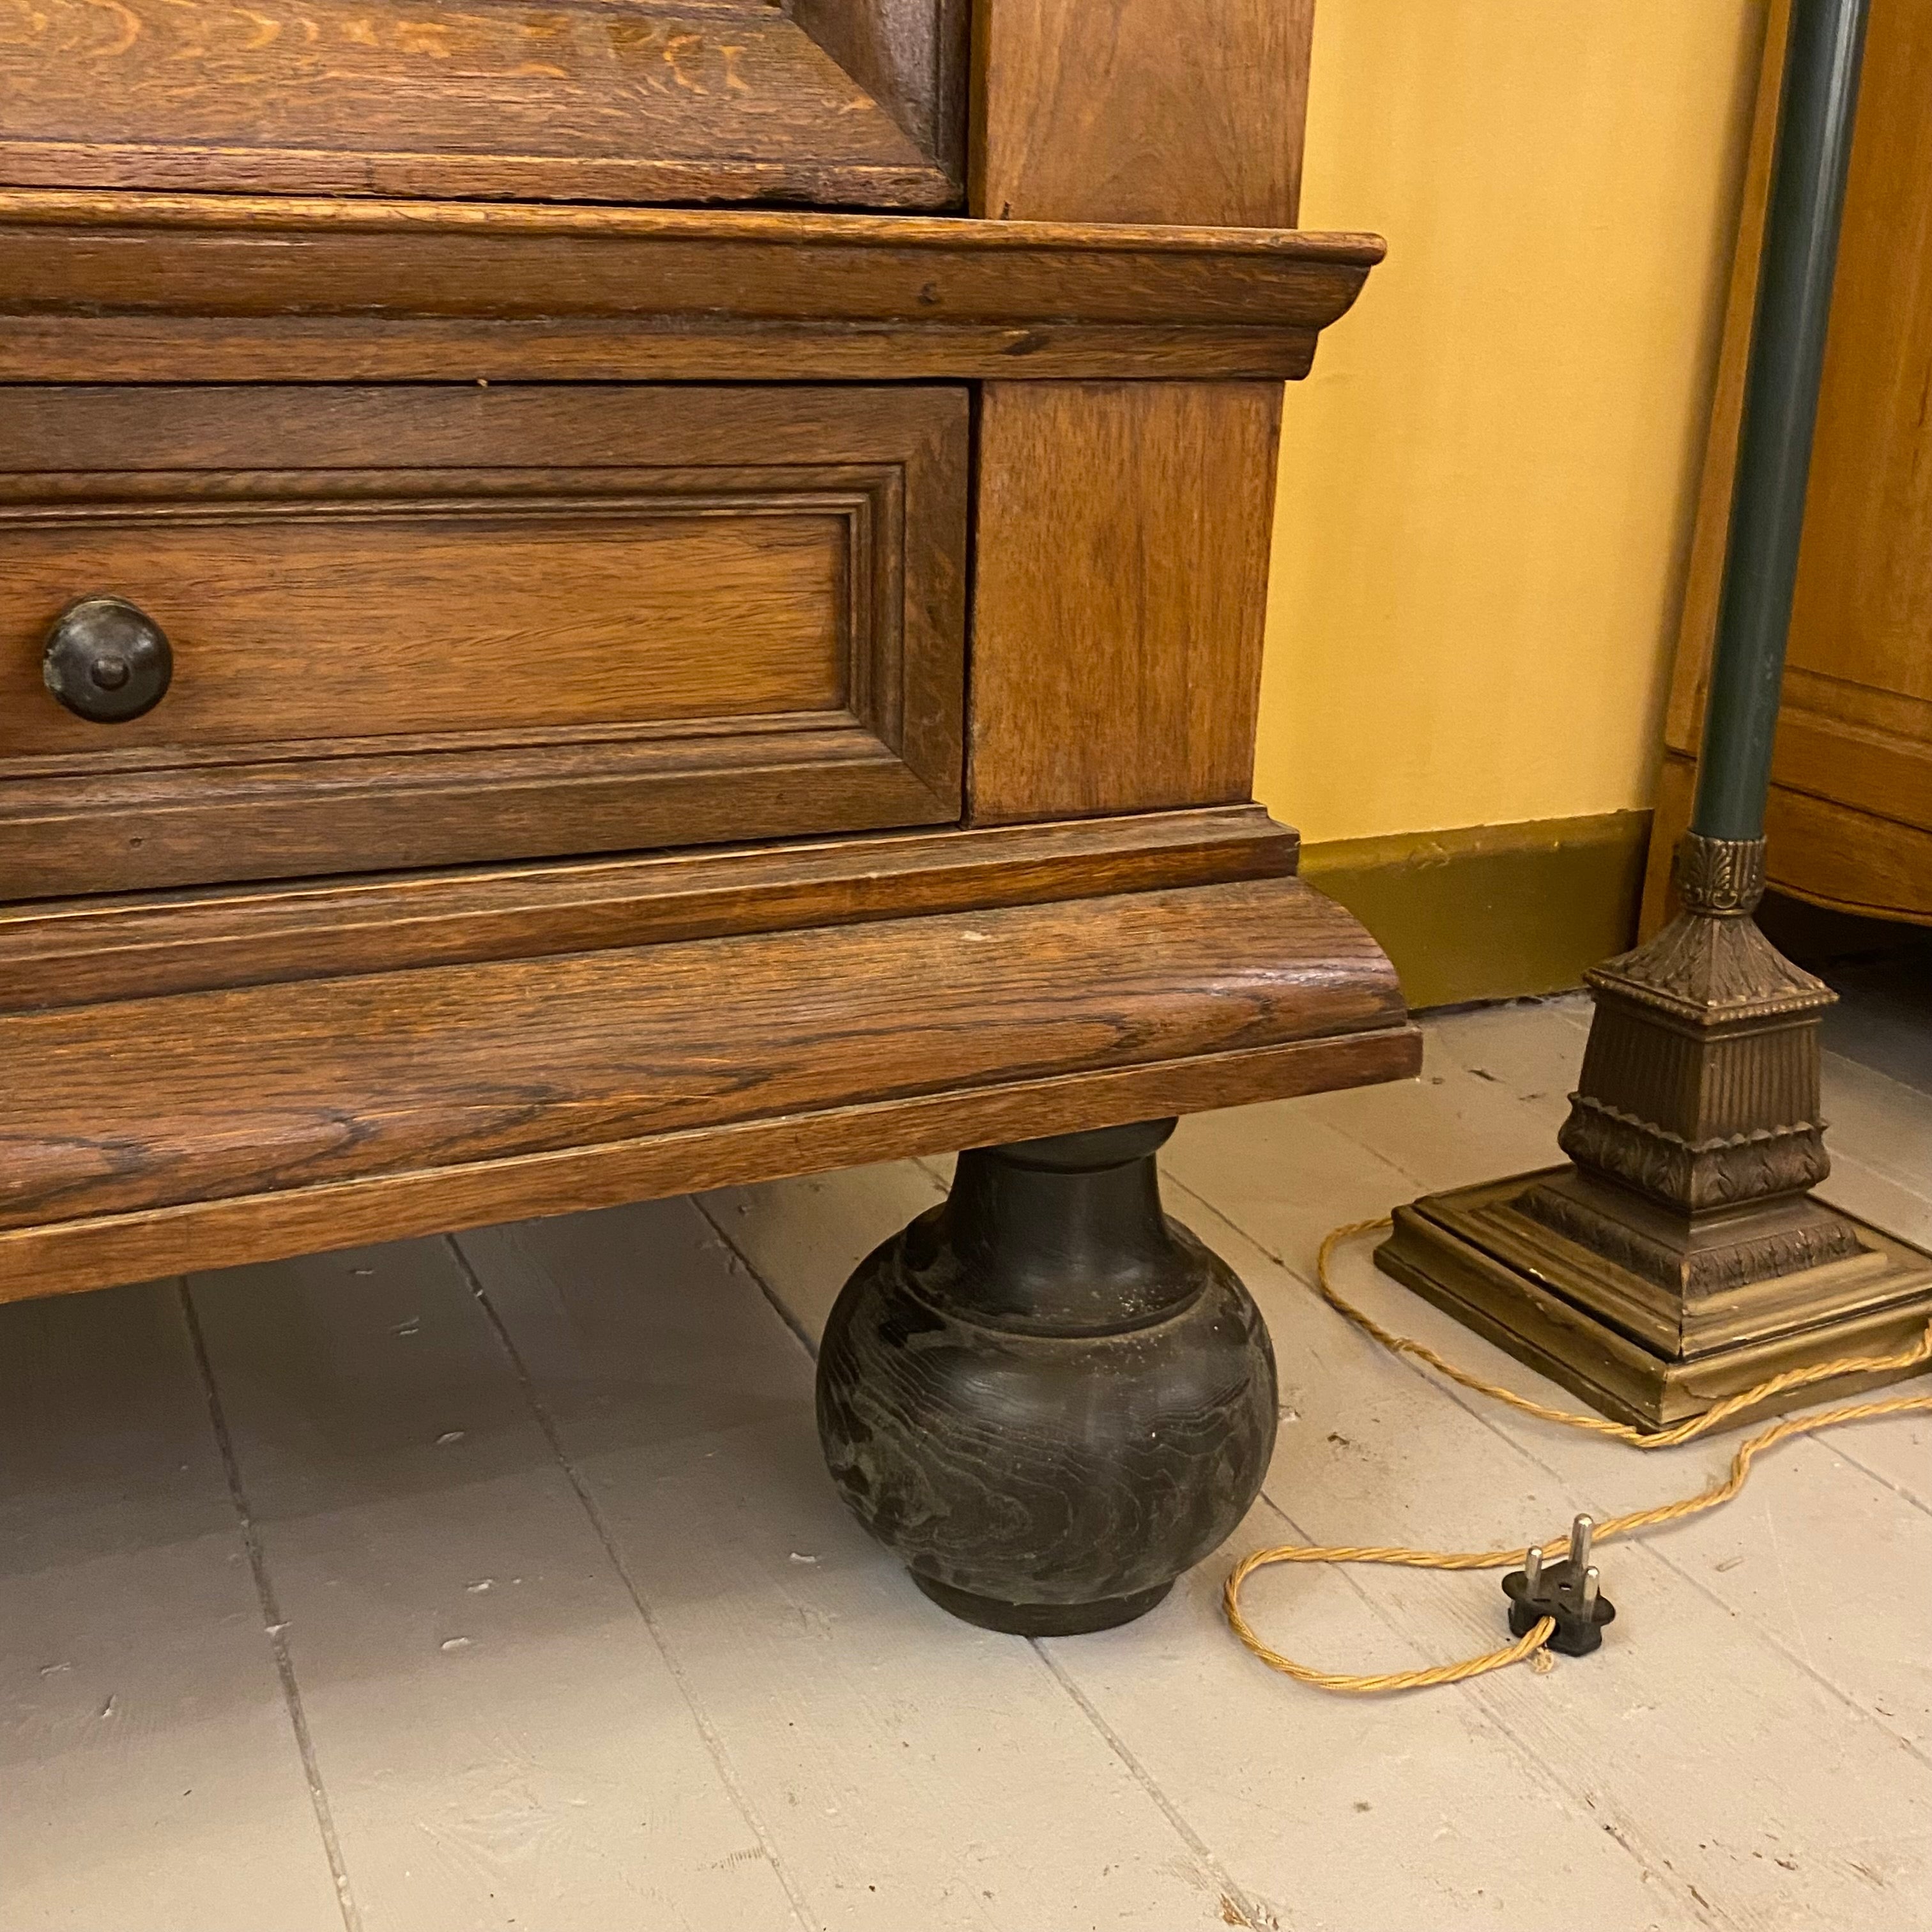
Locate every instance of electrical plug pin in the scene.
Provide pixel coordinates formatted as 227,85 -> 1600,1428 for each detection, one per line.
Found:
1503,1514 -> 1617,1657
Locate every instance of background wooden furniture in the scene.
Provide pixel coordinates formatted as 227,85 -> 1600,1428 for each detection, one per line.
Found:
1646,0 -> 1932,933
0,0 -> 1414,1629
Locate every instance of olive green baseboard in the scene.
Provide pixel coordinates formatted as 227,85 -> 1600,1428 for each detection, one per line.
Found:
1298,811 -> 1652,1011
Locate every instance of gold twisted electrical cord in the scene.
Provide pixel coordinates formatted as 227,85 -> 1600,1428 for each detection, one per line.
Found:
1223,1218 -> 1932,1695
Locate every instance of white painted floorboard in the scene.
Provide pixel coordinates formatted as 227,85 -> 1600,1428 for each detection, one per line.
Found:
3,997 -> 1929,1930
460,1201 -> 1254,1932
186,1240 -> 808,1932
0,1283 -> 345,1932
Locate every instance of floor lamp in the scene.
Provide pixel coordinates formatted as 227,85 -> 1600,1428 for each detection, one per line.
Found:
1376,0 -> 1932,1429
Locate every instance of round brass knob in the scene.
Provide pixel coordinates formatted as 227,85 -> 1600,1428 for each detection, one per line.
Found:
43,595 -> 173,723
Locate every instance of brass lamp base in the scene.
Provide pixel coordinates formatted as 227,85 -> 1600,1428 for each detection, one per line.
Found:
1376,832 -> 1932,1432
1378,1172 -> 1932,1430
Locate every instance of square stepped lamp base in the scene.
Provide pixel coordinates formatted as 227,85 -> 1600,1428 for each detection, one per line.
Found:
1377,1169 -> 1932,1432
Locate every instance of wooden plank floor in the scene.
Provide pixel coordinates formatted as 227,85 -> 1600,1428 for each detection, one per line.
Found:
4,993 -> 1929,1931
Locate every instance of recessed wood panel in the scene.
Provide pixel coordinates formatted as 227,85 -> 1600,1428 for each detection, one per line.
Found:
0,507 -> 846,756
0,0 -> 965,208
0,384 -> 967,897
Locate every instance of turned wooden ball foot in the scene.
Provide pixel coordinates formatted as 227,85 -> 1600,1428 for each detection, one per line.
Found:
815,1119 -> 1277,1635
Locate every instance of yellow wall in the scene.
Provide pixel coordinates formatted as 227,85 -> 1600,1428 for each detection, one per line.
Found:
1257,0 -> 1768,845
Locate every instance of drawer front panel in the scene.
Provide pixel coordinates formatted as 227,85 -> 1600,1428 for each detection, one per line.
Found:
0,385 -> 967,897
1,507 -> 849,753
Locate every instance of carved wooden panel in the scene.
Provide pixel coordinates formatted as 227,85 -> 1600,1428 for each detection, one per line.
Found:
0,384 -> 967,896
0,0 -> 968,208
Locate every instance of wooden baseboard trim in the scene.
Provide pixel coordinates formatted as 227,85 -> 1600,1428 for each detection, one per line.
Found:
1300,810 -> 1652,1009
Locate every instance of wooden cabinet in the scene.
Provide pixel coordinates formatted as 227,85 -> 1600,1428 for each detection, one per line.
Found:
0,0 -> 1420,1636
0,3 -> 1414,1420
1646,0 -> 1932,932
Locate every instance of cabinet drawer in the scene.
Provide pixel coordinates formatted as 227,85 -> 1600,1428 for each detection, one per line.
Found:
0,385 -> 967,898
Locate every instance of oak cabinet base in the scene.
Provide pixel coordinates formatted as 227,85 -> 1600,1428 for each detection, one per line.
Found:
0,0 -> 1388,1646
0,866 -> 1419,1303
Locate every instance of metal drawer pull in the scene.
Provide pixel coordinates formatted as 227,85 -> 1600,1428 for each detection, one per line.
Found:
43,595 -> 173,723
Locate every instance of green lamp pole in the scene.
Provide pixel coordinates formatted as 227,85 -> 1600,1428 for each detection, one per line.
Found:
1694,0 -> 1867,843
1379,0 -> 1932,1431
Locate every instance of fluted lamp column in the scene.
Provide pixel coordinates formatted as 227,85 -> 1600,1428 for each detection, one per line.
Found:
1376,0 -> 1932,1429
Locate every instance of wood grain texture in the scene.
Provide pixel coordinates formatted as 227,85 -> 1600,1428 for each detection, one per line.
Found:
1788,0 -> 1932,706
3,730 -> 942,902
1758,784 -> 1932,924
818,1123 -> 1276,1630
3,510 -> 848,752
0,383 -> 967,895
1773,691 -> 1932,843
1,1030 -> 1420,1306
1650,0 -> 1932,931
793,0 -> 970,178
972,0 -> 1314,225
0,317 -> 1338,387
1651,722 -> 1932,930
968,383 -> 1281,822
0,878 -> 1403,1227
0,876 -> 1417,1298
0,0 -> 962,208
0,378 -> 962,471
1773,0 -> 1932,887
0,806 -> 1297,1012
0,192 -> 1382,386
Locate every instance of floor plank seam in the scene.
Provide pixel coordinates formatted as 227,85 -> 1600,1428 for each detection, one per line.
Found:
1448,1672 -> 1742,1932
179,1279 -> 367,1932
1813,1439 -> 1932,1521
1238,1471 -> 1731,1924
1183,1153 -> 1932,1772
1028,1642 -> 1272,1932
443,1232 -> 822,1932
691,1197 -> 822,1363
